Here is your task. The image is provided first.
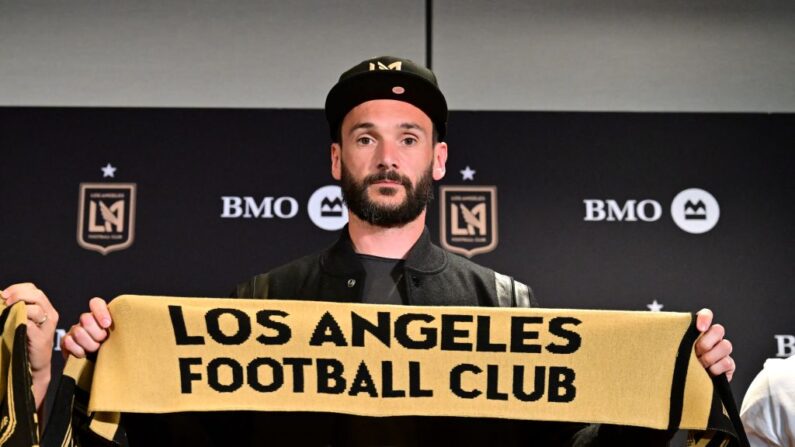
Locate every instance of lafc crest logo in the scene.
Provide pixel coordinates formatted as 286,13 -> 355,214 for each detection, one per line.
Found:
440,186 -> 498,258
77,183 -> 136,255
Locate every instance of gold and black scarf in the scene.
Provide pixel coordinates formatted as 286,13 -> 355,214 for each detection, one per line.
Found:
0,302 -> 40,447
43,295 -> 748,446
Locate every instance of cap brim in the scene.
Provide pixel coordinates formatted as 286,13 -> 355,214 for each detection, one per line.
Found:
325,70 -> 447,141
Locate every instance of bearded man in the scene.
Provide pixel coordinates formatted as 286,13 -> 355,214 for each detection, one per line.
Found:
57,56 -> 735,446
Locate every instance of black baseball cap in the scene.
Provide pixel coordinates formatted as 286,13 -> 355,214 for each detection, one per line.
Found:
325,56 -> 448,142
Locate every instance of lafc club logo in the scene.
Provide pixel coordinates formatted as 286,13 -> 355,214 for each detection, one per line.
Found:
77,183 -> 137,254
440,186 -> 498,258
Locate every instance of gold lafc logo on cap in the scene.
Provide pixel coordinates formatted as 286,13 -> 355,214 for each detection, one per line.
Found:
369,61 -> 402,71
77,183 -> 136,255
440,186 -> 498,258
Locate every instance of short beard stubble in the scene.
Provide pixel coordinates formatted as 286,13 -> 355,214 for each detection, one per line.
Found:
341,163 -> 434,228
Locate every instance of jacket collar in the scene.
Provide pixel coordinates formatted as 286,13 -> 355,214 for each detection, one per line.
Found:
403,226 -> 448,274
320,224 -> 448,276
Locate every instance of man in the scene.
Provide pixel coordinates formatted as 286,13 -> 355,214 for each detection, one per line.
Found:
56,56 -> 735,445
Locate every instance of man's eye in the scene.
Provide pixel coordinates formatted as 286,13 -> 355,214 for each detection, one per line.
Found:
357,136 -> 374,145
402,137 -> 418,145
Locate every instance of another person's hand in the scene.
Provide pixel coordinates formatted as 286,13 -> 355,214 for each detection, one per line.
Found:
61,297 -> 112,359
695,308 -> 735,381
1,283 -> 59,411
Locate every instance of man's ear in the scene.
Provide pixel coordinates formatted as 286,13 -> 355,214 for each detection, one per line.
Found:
331,143 -> 342,181
432,142 -> 448,181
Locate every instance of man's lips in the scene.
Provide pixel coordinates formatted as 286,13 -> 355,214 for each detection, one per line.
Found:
371,180 -> 401,185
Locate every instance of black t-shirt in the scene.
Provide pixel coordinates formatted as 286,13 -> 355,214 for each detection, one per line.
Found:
358,254 -> 406,305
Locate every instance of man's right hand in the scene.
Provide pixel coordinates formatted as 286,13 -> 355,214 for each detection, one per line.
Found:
61,297 -> 112,359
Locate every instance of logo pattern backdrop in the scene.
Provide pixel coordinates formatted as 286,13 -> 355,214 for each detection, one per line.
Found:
0,108 -> 792,414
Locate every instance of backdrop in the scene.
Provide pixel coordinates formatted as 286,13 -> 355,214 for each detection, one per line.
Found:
1,107 -> 792,417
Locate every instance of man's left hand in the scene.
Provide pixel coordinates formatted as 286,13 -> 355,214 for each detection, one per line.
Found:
695,308 -> 735,381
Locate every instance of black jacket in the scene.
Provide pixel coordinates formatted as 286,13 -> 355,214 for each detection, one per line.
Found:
234,226 -> 535,309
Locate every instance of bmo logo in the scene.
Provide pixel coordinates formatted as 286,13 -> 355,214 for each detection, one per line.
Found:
583,199 -> 662,222
221,196 -> 299,219
583,189 -> 720,234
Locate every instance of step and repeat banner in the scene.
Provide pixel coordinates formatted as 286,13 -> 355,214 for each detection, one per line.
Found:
0,107 -> 792,408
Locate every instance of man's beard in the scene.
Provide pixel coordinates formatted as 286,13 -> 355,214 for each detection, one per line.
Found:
341,164 -> 434,228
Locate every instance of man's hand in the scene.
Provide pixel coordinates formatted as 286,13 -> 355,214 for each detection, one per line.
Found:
695,308 -> 735,381
61,297 -> 112,360
1,283 -> 59,411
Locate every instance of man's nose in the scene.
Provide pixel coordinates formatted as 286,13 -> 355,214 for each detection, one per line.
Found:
375,140 -> 399,170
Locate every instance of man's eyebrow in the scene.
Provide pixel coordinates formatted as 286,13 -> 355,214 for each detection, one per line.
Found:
399,122 -> 427,134
347,122 -> 428,135
347,122 -> 374,135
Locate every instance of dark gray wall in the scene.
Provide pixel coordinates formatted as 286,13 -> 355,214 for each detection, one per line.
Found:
1,0 -> 794,111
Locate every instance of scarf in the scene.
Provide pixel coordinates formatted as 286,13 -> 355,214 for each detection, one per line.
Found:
42,295 -> 748,446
